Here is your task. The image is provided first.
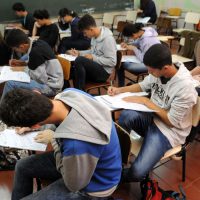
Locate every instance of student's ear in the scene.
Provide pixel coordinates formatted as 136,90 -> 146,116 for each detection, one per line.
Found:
31,124 -> 41,130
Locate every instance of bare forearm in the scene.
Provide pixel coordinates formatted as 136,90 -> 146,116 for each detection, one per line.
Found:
119,84 -> 142,93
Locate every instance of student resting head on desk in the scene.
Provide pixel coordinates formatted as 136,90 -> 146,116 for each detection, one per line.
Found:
108,43 -> 198,182
0,88 -> 122,200
2,29 -> 63,99
68,14 -> 117,91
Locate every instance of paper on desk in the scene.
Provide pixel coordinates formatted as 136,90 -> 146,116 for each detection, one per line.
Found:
0,66 -> 30,83
121,55 -> 141,63
136,17 -> 150,24
117,44 -> 126,51
0,129 -> 47,151
59,54 -> 77,61
95,92 -> 154,112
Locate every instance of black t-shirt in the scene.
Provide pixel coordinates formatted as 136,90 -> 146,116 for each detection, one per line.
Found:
0,42 -> 11,66
38,23 -> 59,48
28,39 -> 55,70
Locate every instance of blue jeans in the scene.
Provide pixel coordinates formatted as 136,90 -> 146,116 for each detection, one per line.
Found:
12,152 -> 114,200
118,62 -> 147,87
119,110 -> 172,182
1,80 -> 55,100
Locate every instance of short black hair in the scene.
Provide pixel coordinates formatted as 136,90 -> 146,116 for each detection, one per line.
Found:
78,14 -> 96,31
5,29 -> 29,48
59,8 -> 78,18
0,89 -> 53,127
12,2 -> 25,11
122,23 -> 144,37
33,9 -> 50,19
143,43 -> 172,69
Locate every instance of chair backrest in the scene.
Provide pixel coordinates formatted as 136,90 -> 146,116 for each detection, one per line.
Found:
167,8 -> 181,16
116,21 -> 128,33
56,55 -> 71,80
115,122 -> 131,164
156,17 -> 172,35
106,50 -> 122,83
126,10 -> 137,23
102,13 -> 114,26
184,12 -> 200,25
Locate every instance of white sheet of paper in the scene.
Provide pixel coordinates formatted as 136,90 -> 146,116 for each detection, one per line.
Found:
0,129 -> 47,151
117,44 -> 126,51
95,92 -> 154,112
0,66 -> 30,83
59,54 -> 77,61
121,55 -> 141,63
136,17 -> 151,24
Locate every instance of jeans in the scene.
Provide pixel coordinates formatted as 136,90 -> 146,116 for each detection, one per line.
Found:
1,80 -> 55,100
118,62 -> 147,87
73,56 -> 109,90
12,151 -> 61,200
12,152 -> 114,200
119,110 -> 172,182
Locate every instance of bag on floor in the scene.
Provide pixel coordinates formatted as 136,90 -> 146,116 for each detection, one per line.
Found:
140,178 -> 186,200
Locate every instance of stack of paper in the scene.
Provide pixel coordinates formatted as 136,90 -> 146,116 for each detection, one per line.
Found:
136,17 -> 151,24
59,54 -> 77,61
0,66 -> 30,83
0,129 -> 47,151
95,92 -> 155,112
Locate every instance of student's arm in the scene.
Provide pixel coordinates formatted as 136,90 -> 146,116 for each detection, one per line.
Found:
52,139 -> 98,192
107,84 -> 142,96
32,22 -> 40,37
191,66 -> 200,76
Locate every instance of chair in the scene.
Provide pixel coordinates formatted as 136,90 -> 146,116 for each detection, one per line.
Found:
126,10 -> 137,23
116,21 -> 128,42
102,13 -> 115,32
115,97 -> 200,181
173,12 -> 200,34
84,51 -> 122,95
167,8 -> 181,17
56,55 -> 71,88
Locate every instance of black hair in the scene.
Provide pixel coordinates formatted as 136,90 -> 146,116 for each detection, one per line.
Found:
12,2 -> 25,12
143,43 -> 172,69
33,9 -> 50,19
122,23 -> 144,37
5,29 -> 29,48
78,14 -> 96,31
59,8 -> 78,18
0,89 -> 53,127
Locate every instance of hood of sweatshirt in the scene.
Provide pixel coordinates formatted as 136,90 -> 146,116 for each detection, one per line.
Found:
54,89 -> 112,145
93,26 -> 113,43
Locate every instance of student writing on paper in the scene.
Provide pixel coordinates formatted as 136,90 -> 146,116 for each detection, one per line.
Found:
68,14 -> 117,91
191,66 -> 200,96
0,88 -> 122,200
12,2 -> 35,36
137,0 -> 157,24
32,9 -> 59,49
2,29 -> 63,99
118,23 -> 160,86
58,8 -> 90,54
108,44 -> 197,182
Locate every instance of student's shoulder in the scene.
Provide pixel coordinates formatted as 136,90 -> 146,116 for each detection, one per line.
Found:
31,40 -> 54,56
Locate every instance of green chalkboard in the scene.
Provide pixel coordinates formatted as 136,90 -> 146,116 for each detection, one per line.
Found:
0,0 -> 134,22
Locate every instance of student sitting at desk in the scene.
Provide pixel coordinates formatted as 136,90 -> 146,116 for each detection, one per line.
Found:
137,0 -> 157,24
118,23 -> 160,86
58,8 -> 90,54
108,44 -> 197,182
68,14 -> 117,91
2,29 -> 63,99
32,9 -> 59,49
0,88 -> 122,200
12,2 -> 35,36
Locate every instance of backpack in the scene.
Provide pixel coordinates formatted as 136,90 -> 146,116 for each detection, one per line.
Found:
140,178 -> 186,200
